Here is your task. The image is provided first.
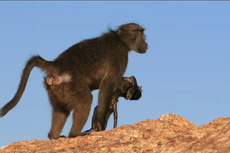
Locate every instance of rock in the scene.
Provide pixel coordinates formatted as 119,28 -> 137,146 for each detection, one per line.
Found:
1,113 -> 230,153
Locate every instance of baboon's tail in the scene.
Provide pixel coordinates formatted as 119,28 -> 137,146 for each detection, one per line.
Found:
0,55 -> 55,117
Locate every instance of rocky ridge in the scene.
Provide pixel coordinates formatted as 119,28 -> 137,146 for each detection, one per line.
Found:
1,113 -> 230,153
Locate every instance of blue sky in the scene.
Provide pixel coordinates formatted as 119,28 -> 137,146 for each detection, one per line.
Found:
0,1 -> 229,148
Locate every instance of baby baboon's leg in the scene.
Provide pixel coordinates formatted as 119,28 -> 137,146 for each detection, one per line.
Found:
126,87 -> 137,100
104,107 -> 113,129
112,101 -> 118,128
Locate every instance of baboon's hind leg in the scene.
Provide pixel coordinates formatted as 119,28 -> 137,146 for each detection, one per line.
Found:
48,110 -> 69,140
68,87 -> 93,138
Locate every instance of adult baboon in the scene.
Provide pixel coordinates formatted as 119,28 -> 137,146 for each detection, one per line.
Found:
80,76 -> 142,136
0,23 -> 148,139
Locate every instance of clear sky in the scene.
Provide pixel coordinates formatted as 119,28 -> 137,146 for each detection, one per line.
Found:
0,1 -> 229,148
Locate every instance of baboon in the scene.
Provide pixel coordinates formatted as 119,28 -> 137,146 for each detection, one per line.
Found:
0,23 -> 148,139
81,76 -> 142,136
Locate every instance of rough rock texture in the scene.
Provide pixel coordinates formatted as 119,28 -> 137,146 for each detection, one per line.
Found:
1,113 -> 230,153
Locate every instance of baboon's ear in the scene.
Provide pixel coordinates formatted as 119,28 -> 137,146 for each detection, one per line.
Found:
139,86 -> 143,92
116,29 -> 121,34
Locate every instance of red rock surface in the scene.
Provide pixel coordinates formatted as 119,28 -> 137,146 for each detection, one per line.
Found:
1,114 -> 230,153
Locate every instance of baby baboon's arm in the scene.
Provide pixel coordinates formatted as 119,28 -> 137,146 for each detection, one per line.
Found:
126,87 -> 137,100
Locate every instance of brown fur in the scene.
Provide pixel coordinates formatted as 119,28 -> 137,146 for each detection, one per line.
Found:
0,23 -> 148,139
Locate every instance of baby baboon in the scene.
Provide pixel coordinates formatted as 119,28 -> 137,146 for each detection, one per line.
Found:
81,76 -> 142,136
0,23 -> 148,139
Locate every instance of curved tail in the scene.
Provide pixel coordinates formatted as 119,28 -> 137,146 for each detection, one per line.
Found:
0,55 -> 56,117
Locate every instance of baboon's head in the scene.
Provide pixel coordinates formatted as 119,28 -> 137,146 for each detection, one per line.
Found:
129,86 -> 142,100
117,23 -> 148,54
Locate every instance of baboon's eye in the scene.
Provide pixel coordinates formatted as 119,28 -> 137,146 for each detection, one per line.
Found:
134,30 -> 144,34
